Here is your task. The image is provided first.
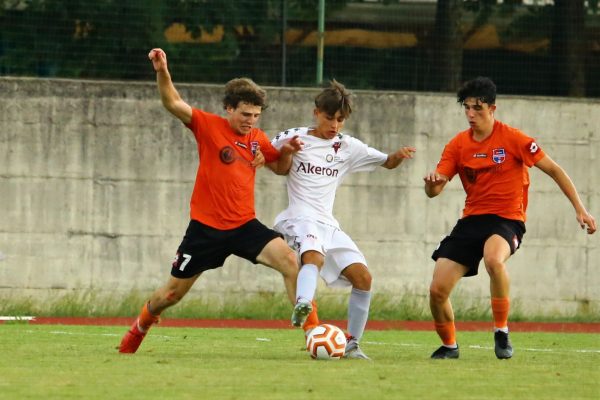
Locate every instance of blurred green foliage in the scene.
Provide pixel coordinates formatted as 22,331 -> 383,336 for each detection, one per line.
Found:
1,1 -> 599,97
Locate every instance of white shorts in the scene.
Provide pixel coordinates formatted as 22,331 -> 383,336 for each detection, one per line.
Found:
274,217 -> 367,288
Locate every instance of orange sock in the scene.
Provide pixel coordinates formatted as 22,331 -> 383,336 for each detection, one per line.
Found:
302,300 -> 320,333
138,302 -> 160,332
434,321 -> 456,346
491,297 -> 510,329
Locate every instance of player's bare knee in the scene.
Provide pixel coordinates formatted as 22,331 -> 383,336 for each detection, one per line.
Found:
429,284 -> 449,304
483,257 -> 505,276
352,272 -> 372,291
301,250 -> 324,267
279,250 -> 299,278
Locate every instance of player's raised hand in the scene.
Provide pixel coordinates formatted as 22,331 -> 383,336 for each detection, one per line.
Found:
423,171 -> 448,185
280,135 -> 304,156
382,145 -> 416,169
148,48 -> 168,72
423,172 -> 449,198
395,146 -> 416,159
577,211 -> 597,234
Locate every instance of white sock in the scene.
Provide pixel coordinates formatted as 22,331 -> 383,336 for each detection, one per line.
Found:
494,326 -> 509,333
347,288 -> 371,341
295,264 -> 319,303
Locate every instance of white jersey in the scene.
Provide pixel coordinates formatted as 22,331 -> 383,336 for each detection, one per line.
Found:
271,127 -> 387,228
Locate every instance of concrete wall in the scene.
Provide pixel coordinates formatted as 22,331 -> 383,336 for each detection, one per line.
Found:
0,77 -> 598,315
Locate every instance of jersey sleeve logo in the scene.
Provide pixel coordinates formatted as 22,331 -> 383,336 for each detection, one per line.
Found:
528,141 -> 539,154
492,148 -> 506,164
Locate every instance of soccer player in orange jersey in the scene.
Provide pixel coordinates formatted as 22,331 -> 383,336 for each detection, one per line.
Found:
119,48 -> 303,354
424,77 -> 596,359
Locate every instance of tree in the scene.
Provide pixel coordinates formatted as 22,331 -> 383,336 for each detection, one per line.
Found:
0,0 -> 167,79
551,0 -> 586,97
427,0 -> 463,92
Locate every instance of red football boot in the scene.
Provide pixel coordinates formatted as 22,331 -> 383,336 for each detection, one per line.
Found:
119,319 -> 147,354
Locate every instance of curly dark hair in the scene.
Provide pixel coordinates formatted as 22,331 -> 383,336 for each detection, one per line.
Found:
457,77 -> 497,105
223,78 -> 267,110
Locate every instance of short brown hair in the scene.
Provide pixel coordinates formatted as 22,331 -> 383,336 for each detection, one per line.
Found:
223,78 -> 267,110
314,79 -> 352,118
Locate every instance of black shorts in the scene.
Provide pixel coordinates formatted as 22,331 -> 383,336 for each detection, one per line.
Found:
431,214 -> 526,277
171,219 -> 283,279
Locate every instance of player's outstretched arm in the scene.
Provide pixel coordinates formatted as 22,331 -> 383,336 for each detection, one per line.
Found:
535,155 -> 596,234
148,48 -> 192,125
382,146 -> 416,169
266,135 -> 304,175
423,172 -> 449,198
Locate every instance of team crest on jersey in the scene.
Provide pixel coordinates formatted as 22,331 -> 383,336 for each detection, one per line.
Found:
250,141 -> 259,155
492,148 -> 506,164
332,142 -> 342,154
219,146 -> 235,164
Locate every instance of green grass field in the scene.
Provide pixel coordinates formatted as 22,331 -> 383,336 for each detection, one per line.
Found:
0,324 -> 598,400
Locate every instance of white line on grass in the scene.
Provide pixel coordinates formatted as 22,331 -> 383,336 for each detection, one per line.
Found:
24,330 -> 275,343
365,341 -> 600,354
23,329 -> 174,339
468,344 -> 600,354
366,341 -> 422,347
17,330 -> 599,354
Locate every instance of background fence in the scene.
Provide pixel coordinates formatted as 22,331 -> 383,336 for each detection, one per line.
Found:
1,1 -> 600,96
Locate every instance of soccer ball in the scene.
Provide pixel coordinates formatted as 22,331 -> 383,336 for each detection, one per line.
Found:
305,324 -> 347,360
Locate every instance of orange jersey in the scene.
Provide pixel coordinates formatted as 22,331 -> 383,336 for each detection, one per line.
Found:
436,120 -> 545,221
185,108 -> 280,230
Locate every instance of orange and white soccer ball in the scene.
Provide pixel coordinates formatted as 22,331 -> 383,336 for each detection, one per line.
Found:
306,324 -> 347,360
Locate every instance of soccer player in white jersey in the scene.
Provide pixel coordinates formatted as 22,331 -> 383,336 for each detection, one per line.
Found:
268,80 -> 416,359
